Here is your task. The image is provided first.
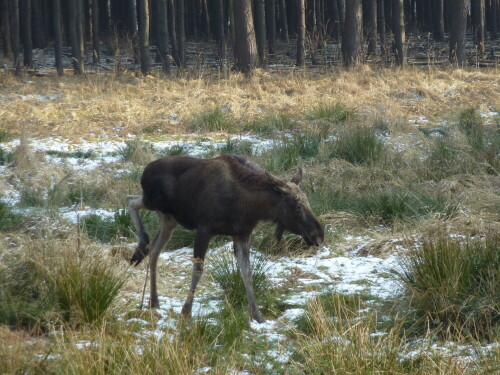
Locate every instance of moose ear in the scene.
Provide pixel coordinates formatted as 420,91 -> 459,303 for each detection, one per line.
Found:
291,168 -> 303,185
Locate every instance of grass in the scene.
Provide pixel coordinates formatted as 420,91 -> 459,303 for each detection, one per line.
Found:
217,138 -> 253,155
0,202 -> 24,232
116,140 -> 155,164
0,147 -> 13,164
244,113 -> 295,134
398,232 -> 500,340
307,102 -> 354,123
46,149 -> 95,159
190,107 -> 238,133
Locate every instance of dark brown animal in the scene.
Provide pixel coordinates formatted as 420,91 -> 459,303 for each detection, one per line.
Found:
127,155 -> 324,323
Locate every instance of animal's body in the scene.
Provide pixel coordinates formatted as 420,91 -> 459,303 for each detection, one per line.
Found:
127,155 -> 323,322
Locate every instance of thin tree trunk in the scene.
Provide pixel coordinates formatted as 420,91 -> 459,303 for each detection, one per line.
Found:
69,0 -> 84,73
471,0 -> 485,52
392,0 -> 405,66
10,0 -> 21,74
433,0 -> 444,41
92,0 -> 100,63
21,0 -> 32,67
201,0 -> 209,40
449,0 -> 467,65
492,0 -> 498,39
31,0 -> 45,48
266,0 -> 276,54
1,0 -> 11,56
278,0 -> 288,42
52,0 -> 63,75
176,0 -> 186,66
168,0 -> 180,66
216,0 -> 225,69
296,0 -> 305,66
233,0 -> 258,74
157,0 -> 170,73
377,0 -> 386,55
332,0 -> 340,41
342,0 -> 362,68
138,0 -> 150,74
254,0 -> 266,64
364,0 -> 377,57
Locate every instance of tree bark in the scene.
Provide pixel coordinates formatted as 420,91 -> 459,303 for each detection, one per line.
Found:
471,0 -> 485,52
392,0 -> 405,66
157,0 -> 170,73
69,0 -> 84,74
377,0 -> 386,55
449,0 -> 467,65
92,0 -> 100,63
21,0 -> 32,67
278,0 -> 288,42
10,0 -> 21,74
168,0 -> 180,66
342,0 -> 362,68
176,0 -> 186,66
364,0 -> 377,57
138,0 -> 150,75
433,0 -> 445,41
254,0 -> 266,64
1,0 -> 11,57
233,0 -> 258,74
266,0 -> 276,54
216,0 -> 225,68
52,0 -> 63,75
31,0 -> 45,48
296,0 -> 305,66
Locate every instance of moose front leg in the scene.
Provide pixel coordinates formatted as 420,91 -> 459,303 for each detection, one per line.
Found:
126,195 -> 151,266
181,228 -> 210,318
233,235 -> 265,323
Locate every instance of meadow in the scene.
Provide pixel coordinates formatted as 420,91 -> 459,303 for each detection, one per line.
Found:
0,66 -> 499,374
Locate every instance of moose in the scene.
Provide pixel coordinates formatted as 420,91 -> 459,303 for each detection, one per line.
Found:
126,154 -> 324,323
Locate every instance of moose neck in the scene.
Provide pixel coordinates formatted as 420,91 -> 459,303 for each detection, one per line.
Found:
241,189 -> 282,223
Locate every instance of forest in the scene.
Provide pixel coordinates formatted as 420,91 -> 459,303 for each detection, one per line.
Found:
1,0 -> 499,75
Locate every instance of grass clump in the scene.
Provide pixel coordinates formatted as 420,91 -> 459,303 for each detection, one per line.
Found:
244,113 -> 295,134
116,140 -> 155,164
327,126 -> 386,165
190,108 -> 238,133
458,108 -> 485,152
217,138 -> 253,155
66,184 -> 107,207
398,232 -> 500,340
46,150 -> 95,159
0,202 -> 24,232
307,102 -> 354,123
210,252 -> 278,315
82,209 -> 156,243
0,147 -> 14,165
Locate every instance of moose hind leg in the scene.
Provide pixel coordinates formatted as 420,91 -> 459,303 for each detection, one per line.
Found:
181,228 -> 210,318
149,212 -> 177,308
127,195 -> 150,266
233,236 -> 265,323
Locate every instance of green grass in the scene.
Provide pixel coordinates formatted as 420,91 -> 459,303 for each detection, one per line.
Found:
210,252 -> 278,315
0,147 -> 14,165
458,108 -> 485,152
217,138 -> 253,155
327,126 -> 386,165
244,113 -> 295,134
190,108 -> 238,133
66,184 -> 107,207
46,150 -> 95,159
157,144 -> 189,157
398,232 -> 500,340
116,140 -> 155,163
307,102 -> 354,123
0,202 -> 24,232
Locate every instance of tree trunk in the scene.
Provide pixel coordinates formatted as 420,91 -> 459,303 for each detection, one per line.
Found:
492,0 -> 498,39
471,0 -> 485,52
342,0 -> 362,68
266,0 -> 276,54
21,0 -> 32,67
216,0 -> 225,68
168,0 -> 180,66
364,0 -> 377,57
254,0 -> 266,64
52,0 -> 63,75
92,0 -> 100,63
392,0 -> 405,66
377,0 -> 386,55
31,0 -> 45,48
69,0 -> 84,74
1,0 -> 11,56
331,0 -> 340,41
176,0 -> 186,66
233,0 -> 258,74
157,0 -> 170,73
449,0 -> 467,65
10,0 -> 21,74
433,0 -> 444,41
278,0 -> 288,42
127,0 -> 139,63
296,0 -> 305,66
138,0 -> 150,75
200,0 -> 209,40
